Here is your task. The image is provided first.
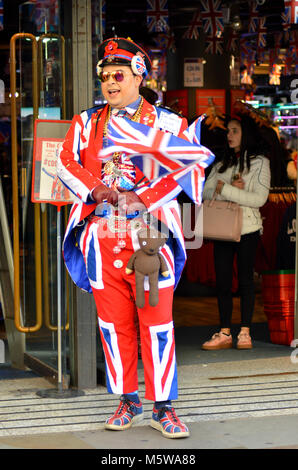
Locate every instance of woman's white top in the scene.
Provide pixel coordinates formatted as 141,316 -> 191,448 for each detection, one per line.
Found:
203,155 -> 271,235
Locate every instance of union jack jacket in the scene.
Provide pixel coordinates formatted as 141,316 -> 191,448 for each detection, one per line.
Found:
57,98 -> 189,293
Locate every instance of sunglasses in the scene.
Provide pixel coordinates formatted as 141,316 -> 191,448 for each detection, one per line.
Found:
98,70 -> 134,83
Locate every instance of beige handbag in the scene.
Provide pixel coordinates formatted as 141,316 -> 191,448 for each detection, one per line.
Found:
196,194 -> 243,242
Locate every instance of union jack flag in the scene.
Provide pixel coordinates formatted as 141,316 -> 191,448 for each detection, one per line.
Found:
205,35 -> 224,55
146,0 -> 169,33
200,0 -> 224,36
35,0 -> 59,32
240,37 -> 256,73
248,1 -> 259,33
0,0 -> 4,31
256,17 -> 267,49
282,0 -> 298,26
289,29 -> 298,58
166,31 -> 176,53
182,9 -> 202,40
227,29 -> 239,52
98,116 -> 215,207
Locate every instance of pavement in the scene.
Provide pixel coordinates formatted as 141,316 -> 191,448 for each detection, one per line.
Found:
0,323 -> 298,455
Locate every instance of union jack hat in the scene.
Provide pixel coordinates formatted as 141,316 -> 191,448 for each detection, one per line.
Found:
97,37 -> 152,77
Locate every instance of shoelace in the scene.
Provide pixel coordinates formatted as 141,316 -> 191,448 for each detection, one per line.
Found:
158,406 -> 180,424
115,398 -> 132,416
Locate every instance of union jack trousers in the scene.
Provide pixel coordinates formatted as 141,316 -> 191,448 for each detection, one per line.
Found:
76,213 -> 177,400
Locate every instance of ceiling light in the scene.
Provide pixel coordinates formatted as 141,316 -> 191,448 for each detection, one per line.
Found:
232,15 -> 242,31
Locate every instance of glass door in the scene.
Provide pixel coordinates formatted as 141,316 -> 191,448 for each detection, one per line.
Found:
10,1 -> 71,388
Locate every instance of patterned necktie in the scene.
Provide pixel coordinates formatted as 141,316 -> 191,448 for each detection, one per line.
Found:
115,109 -> 128,118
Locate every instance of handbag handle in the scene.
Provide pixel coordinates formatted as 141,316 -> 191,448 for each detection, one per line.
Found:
208,192 -> 234,210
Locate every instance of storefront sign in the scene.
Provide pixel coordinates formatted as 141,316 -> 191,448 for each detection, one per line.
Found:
184,58 -> 204,87
32,119 -> 73,205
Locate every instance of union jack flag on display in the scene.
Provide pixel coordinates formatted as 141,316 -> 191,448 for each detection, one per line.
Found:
256,17 -> 267,49
227,29 -> 239,52
205,35 -> 223,55
248,1 -> 259,33
182,9 -> 201,40
282,0 -> 298,26
0,0 -> 3,31
99,116 -> 215,207
240,37 -> 256,74
289,29 -> 298,59
35,0 -> 59,32
200,0 -> 224,36
146,0 -> 169,33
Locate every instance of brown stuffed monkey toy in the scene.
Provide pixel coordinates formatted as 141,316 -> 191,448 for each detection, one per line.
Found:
126,228 -> 169,308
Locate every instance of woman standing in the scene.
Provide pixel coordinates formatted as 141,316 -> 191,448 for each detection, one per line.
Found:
201,116 -> 271,350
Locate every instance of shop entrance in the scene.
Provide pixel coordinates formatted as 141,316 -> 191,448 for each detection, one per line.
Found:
1,0 -> 297,396
1,31 -> 71,387
0,0 -> 101,392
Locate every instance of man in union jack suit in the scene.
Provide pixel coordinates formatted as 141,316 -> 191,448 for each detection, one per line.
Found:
57,37 -> 213,439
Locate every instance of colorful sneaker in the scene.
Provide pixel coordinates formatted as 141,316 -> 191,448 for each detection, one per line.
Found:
201,331 -> 232,350
105,396 -> 144,431
150,406 -> 190,439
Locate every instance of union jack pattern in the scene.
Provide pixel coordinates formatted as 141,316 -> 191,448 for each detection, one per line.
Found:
227,29 -> 239,53
146,0 -> 169,32
99,116 -> 215,208
200,0 -> 224,36
283,30 -> 298,76
57,102 -> 211,295
98,317 -> 124,394
57,101 -> 211,403
35,0 -> 59,32
256,17 -> 267,49
205,34 -> 224,55
149,322 -> 177,400
182,9 -> 202,40
282,0 -> 298,26
151,406 -> 189,436
248,1 -> 259,33
289,29 -> 298,59
105,398 -> 143,429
